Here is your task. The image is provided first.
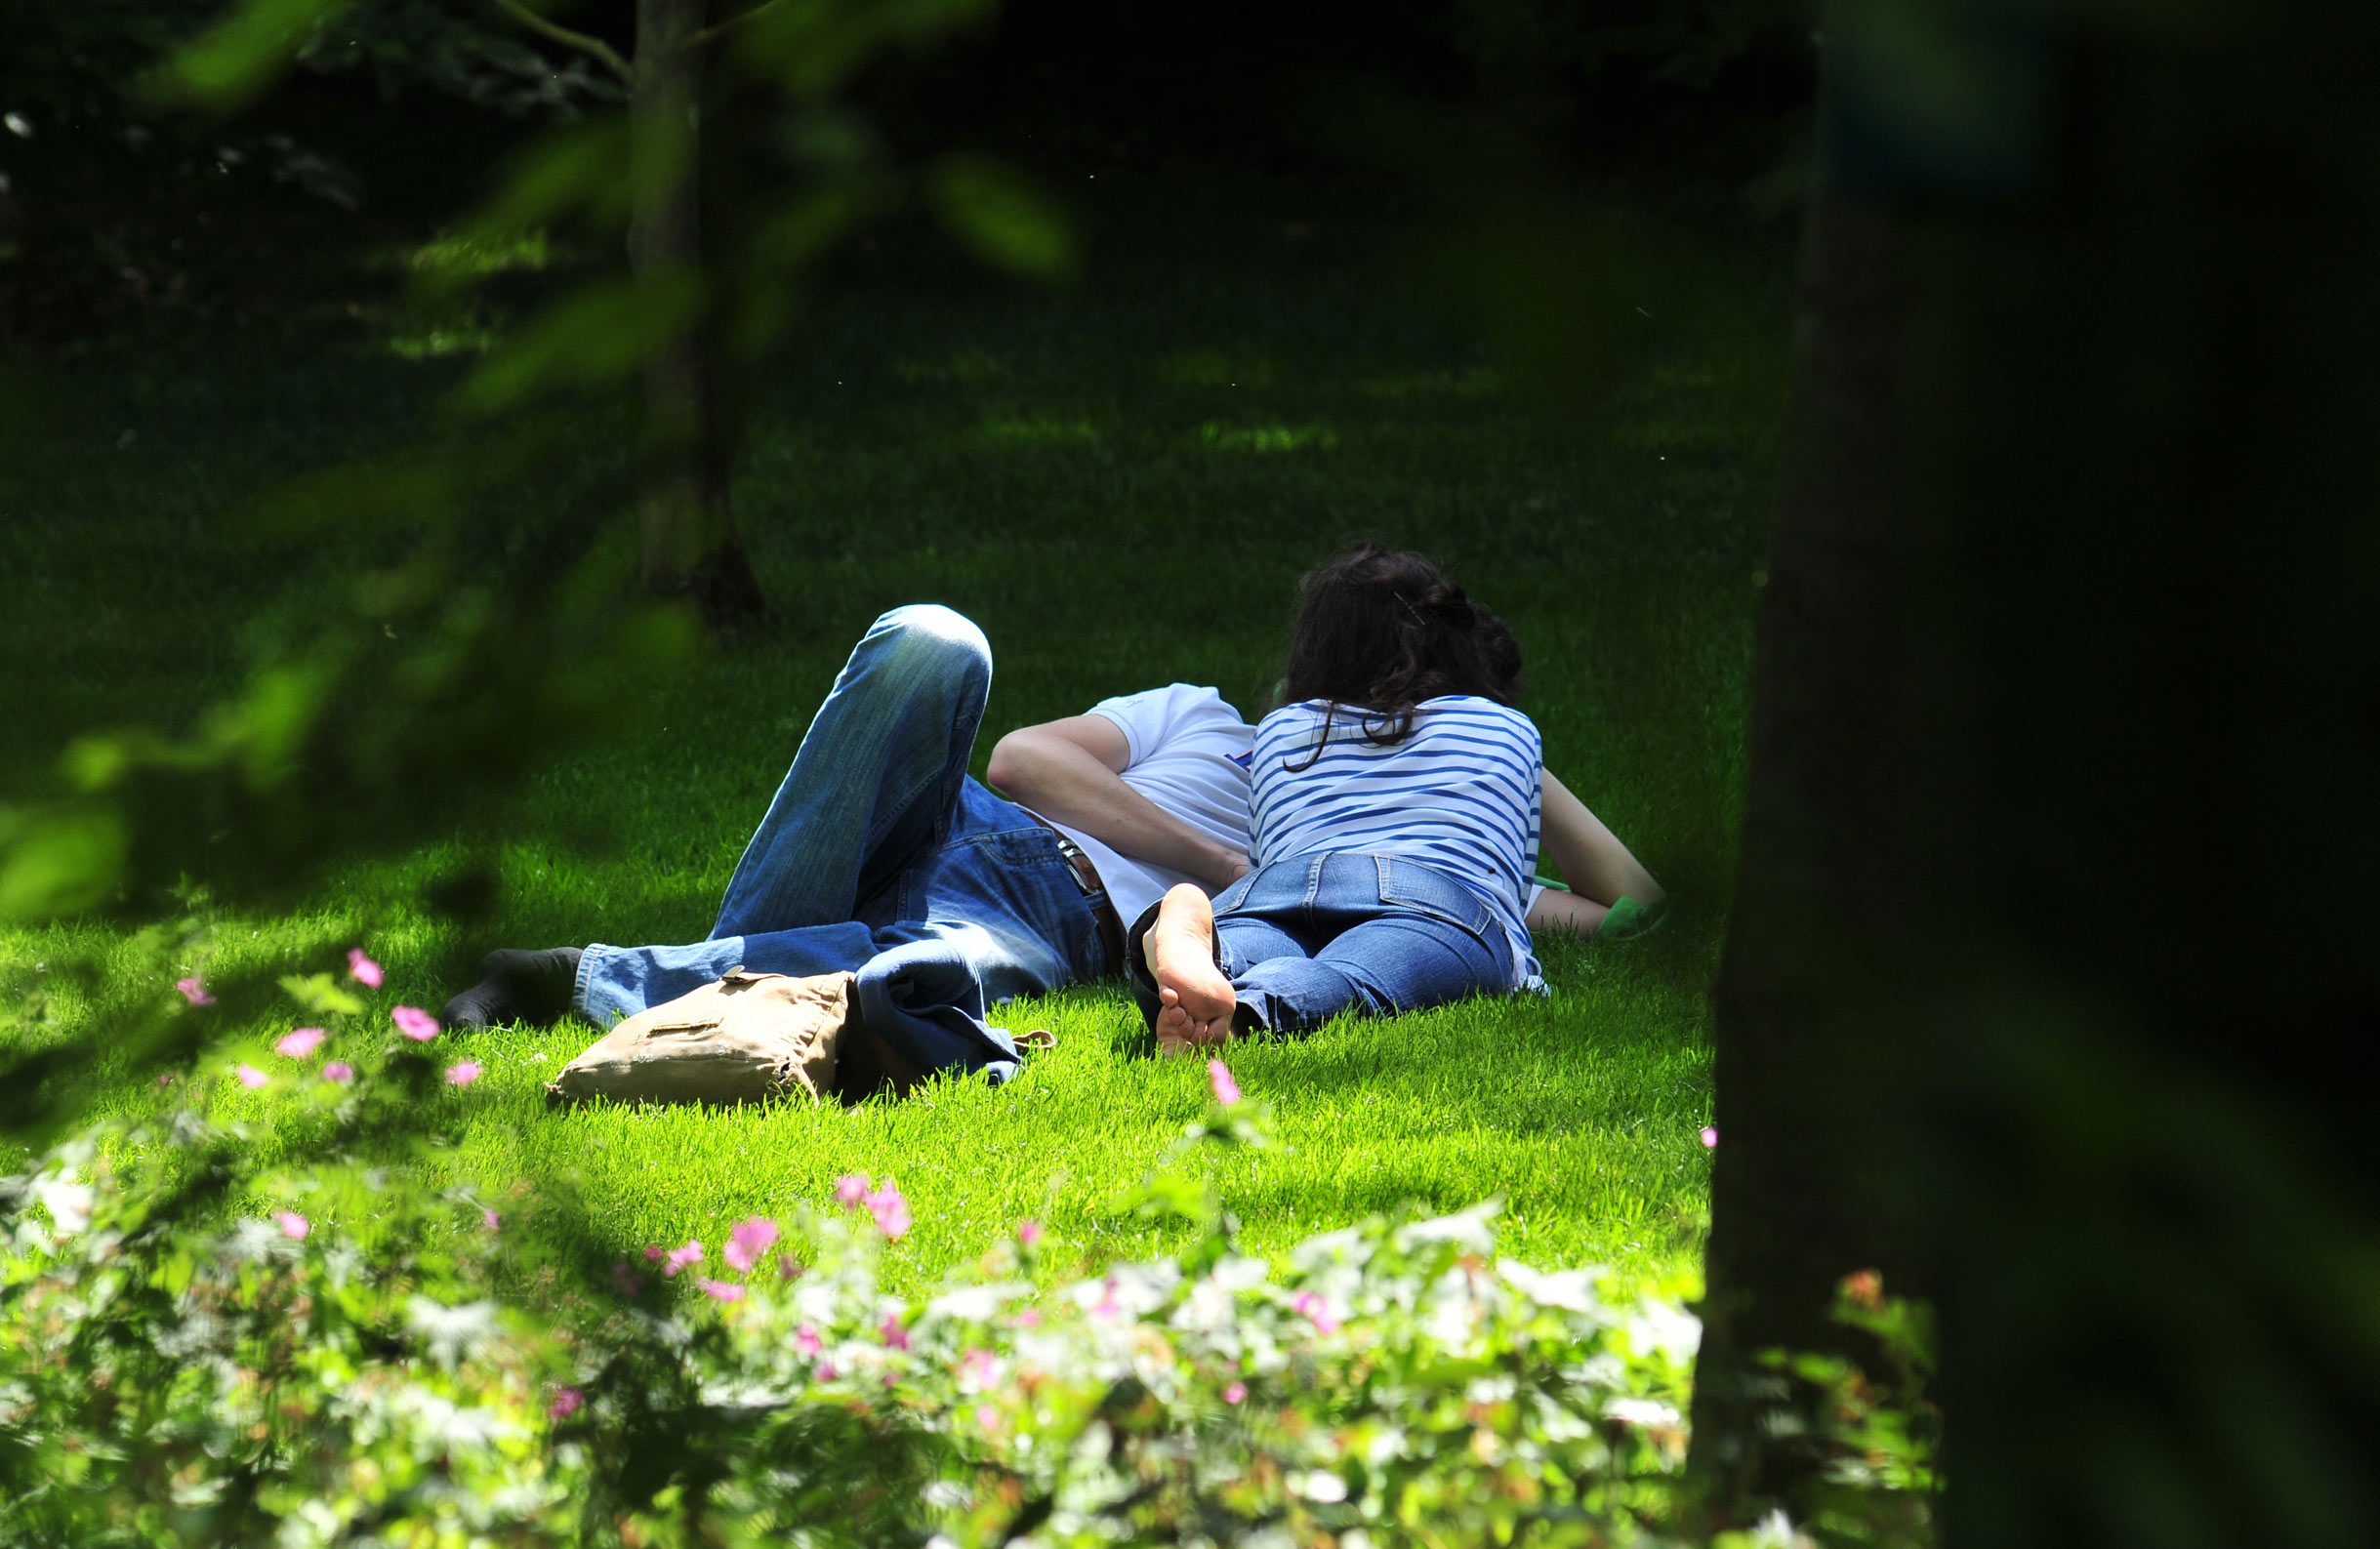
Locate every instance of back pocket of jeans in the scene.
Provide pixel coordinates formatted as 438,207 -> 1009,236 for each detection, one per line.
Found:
1373,856 -> 1495,938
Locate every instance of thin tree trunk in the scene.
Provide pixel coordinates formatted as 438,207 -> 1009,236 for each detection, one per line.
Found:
630,0 -> 765,628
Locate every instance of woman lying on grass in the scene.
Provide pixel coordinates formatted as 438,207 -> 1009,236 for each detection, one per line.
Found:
1134,545 -> 1556,1050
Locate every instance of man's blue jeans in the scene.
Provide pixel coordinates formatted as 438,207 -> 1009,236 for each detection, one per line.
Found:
1189,852 -> 1514,1034
573,605 -> 1110,1079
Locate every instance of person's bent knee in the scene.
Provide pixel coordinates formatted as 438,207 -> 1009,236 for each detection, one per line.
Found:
868,603 -> 992,682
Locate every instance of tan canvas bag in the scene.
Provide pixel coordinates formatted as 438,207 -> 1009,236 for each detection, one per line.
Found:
545,968 -> 850,1108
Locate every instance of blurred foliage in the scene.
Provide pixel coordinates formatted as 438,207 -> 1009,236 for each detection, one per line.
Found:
1453,0 -> 1812,121
2,1056 -> 1936,1544
0,0 -> 1070,1067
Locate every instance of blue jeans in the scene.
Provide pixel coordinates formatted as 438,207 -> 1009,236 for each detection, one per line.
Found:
573,605 -> 1110,1080
1134,852 -> 1512,1035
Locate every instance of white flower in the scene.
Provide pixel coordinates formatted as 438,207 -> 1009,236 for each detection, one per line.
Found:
1293,1470 -> 1348,1502
1497,1258 -> 1605,1316
1624,1299 -> 1703,1365
35,1176 -> 94,1236
1395,1200 -> 1500,1253
1604,1397 -> 1683,1428
924,1282 -> 1026,1325
406,1295 -> 500,1366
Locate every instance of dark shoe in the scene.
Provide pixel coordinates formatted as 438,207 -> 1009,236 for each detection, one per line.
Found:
442,947 -> 583,1031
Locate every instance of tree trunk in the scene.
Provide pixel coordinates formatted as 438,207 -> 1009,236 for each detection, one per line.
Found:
1685,172 -> 1926,1514
1693,0 -> 2380,1538
630,0 -> 765,629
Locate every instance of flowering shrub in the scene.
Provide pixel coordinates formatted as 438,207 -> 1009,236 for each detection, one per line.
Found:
1,942 -> 1933,1547
1,1128 -> 581,1545
0,1072 -> 1737,1548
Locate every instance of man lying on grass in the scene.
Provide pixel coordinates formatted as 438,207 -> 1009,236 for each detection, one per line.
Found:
440,591 -> 1660,1081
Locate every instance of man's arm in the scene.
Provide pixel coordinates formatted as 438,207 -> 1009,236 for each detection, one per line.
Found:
987,715 -> 1250,892
1537,768 -> 1665,910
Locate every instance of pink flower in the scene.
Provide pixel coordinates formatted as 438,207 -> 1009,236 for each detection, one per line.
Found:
699,1278 -> 745,1304
662,1240 -> 704,1278
779,1254 -> 803,1279
1017,1218 -> 1045,1247
548,1387 -> 583,1421
1092,1279 -> 1123,1321
723,1216 -> 780,1273
834,1172 -> 869,1207
1293,1292 -> 1339,1335
1011,1309 -> 1042,1329
391,1005 -> 439,1041
276,1027 -> 326,1059
274,1210 -> 309,1241
816,1363 -> 838,1381
1224,1381 -> 1248,1406
235,1063 -> 268,1089
863,1181 -> 911,1240
321,1061 -> 354,1084
961,1348 -> 998,1385
1209,1059 -> 1242,1106
611,1261 -> 646,1296
880,1314 -> 910,1351
1700,1126 -> 1718,1149
642,1244 -> 667,1262
175,977 -> 215,1007
975,1404 -> 999,1430
348,949 -> 384,989
796,1324 -> 823,1358
482,1207 -> 502,1232
445,1059 -> 483,1087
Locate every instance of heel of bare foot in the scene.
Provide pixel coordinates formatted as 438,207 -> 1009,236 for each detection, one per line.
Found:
1147,884 -> 1237,1042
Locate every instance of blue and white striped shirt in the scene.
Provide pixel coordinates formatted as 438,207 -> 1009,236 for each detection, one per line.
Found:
1251,695 -> 1543,991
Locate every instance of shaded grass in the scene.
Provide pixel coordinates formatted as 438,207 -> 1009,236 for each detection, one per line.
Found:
0,182 -> 1785,1299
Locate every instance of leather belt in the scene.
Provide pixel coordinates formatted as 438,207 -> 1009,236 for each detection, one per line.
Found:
1029,814 -> 1126,975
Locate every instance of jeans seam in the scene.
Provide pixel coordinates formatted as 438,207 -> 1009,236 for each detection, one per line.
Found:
571,945 -> 607,1018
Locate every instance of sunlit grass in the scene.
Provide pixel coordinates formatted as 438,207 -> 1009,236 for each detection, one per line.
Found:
399,227 -> 558,280
893,348 -> 1007,384
1198,421 -> 1338,453
1161,348 -> 1280,389
0,192 -> 1789,1305
978,414 -> 1101,447
388,324 -> 500,360
1358,367 -> 1504,399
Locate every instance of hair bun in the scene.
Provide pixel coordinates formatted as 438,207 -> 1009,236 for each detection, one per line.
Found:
1423,585 -> 1475,625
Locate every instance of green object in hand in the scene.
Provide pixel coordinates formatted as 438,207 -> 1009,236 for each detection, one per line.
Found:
1597,894 -> 1667,944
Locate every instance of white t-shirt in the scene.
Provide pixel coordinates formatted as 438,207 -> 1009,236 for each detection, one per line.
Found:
1030,684 -> 1257,930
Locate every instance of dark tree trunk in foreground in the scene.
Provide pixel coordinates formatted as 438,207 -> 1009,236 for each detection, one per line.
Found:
1687,180 -> 1925,1509
631,0 -> 765,628
1695,0 -> 2380,1539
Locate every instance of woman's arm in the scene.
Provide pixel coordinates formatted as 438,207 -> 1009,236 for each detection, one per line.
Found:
1527,885 -> 1611,938
1537,768 -> 1664,911
987,716 -> 1251,892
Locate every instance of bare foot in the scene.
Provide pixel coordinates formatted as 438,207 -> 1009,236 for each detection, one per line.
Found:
1145,883 -> 1237,1047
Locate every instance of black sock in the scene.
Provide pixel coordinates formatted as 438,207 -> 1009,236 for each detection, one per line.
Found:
442,947 -> 584,1031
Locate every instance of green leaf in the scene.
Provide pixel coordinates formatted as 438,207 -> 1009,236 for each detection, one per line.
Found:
451,272 -> 702,415
928,154 -> 1076,281
0,803 -> 128,921
147,0 -> 357,114
280,972 -> 366,1018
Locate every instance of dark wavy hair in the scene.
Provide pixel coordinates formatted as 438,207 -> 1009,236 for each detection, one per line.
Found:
1275,546 -> 1514,767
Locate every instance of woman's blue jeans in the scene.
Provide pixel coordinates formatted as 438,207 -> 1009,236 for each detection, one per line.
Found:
572,606 -> 1109,1072
1177,852 -> 1513,1035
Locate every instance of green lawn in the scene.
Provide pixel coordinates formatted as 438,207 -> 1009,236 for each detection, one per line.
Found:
0,183 -> 1786,1300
